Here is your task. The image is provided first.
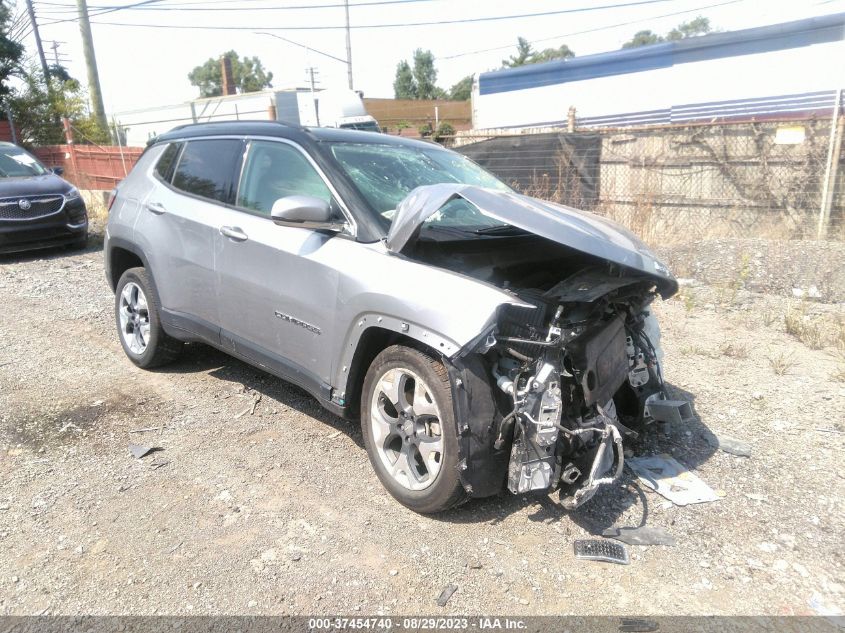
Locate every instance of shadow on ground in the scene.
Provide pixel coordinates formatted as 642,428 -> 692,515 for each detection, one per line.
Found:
166,343 -> 363,449
157,344 -> 717,531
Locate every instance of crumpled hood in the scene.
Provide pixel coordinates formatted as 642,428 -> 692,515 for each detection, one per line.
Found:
386,184 -> 677,297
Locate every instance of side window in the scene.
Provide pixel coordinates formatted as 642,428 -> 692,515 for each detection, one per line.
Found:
172,139 -> 244,204
236,141 -> 334,216
154,142 -> 182,182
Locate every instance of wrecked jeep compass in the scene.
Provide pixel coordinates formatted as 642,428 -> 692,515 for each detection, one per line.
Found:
105,121 -> 685,514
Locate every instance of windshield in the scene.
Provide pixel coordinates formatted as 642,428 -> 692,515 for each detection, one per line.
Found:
328,142 -> 512,232
0,146 -> 49,178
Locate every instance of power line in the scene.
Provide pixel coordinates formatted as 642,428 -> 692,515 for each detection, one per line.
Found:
441,0 -> 745,60
40,0 -> 682,28
32,0 -> 440,12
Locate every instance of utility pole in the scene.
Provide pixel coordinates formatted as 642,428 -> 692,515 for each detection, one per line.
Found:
76,0 -> 108,132
50,41 -> 60,66
24,0 -> 51,82
306,66 -> 320,126
344,0 -> 353,89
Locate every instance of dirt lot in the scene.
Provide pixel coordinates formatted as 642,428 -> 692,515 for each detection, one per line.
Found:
1,233 -> 844,617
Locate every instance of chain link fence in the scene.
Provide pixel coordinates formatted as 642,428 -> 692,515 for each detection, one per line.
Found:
456,116 -> 845,243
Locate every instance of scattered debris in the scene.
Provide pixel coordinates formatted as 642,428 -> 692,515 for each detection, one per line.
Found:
290,552 -> 302,562
234,406 -> 252,420
745,493 -> 768,502
250,393 -> 262,415
467,559 -> 483,569
327,430 -> 342,439
627,455 -> 720,506
808,593 -> 842,616
388,569 -> 398,576
128,444 -> 160,459
129,426 -> 166,434
167,542 -> 183,554
436,584 -> 458,607
150,460 -> 171,470
602,525 -> 676,546
705,434 -> 752,457
573,539 -> 630,565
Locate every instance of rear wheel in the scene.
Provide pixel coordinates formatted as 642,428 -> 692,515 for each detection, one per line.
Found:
115,267 -> 182,368
361,345 -> 466,513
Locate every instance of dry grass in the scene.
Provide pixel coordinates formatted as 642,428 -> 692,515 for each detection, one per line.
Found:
720,342 -> 749,359
784,311 -> 824,349
768,352 -> 795,376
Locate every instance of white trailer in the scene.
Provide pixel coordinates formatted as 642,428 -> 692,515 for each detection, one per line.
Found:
472,13 -> 845,130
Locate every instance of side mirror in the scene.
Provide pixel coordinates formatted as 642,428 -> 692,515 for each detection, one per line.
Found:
51,166 -> 64,176
270,195 -> 344,231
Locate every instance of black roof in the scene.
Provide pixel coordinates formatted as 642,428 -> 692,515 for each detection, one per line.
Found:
152,120 -> 436,150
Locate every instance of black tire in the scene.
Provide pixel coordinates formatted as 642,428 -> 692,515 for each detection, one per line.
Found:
114,267 -> 182,369
361,345 -> 467,514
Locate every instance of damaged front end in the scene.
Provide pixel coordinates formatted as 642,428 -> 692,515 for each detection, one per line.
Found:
489,280 -> 671,509
390,184 -> 690,509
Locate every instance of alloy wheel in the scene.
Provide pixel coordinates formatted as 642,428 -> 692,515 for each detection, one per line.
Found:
369,367 -> 444,491
118,281 -> 150,355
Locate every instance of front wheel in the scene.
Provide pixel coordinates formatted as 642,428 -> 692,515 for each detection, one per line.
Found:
361,345 -> 467,514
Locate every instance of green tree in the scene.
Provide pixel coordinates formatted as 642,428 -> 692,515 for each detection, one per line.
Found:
0,3 -> 23,101
393,60 -> 417,99
411,49 -> 446,100
666,16 -> 712,41
502,36 -> 535,67
622,16 -> 713,48
622,30 -> 662,49
502,37 -> 575,68
9,66 -> 109,146
448,75 -> 473,101
393,49 -> 446,100
532,44 -> 575,63
188,50 -> 273,98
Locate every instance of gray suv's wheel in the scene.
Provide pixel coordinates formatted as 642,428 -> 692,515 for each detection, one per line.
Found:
361,345 -> 467,513
115,267 -> 182,368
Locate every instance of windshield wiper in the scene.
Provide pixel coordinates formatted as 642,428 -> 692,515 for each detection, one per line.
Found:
473,224 -> 529,235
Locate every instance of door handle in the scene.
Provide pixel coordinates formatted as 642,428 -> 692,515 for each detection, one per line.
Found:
219,226 -> 249,242
145,201 -> 167,215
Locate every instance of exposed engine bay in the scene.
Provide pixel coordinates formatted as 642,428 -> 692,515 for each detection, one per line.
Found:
408,233 -> 689,508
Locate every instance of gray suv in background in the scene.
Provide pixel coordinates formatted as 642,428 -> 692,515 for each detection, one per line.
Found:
105,121 -> 683,514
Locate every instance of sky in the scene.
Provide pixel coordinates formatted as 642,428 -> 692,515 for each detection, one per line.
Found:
13,0 -> 845,115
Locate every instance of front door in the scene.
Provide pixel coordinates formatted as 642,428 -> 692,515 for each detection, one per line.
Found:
215,139 -> 352,394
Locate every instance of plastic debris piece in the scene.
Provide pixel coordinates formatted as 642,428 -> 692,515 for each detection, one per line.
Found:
436,584 -> 458,607
573,539 -> 630,565
602,525 -> 676,546
128,444 -> 159,459
627,454 -> 719,506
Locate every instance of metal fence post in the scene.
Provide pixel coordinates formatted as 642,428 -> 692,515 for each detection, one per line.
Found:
818,88 -> 843,239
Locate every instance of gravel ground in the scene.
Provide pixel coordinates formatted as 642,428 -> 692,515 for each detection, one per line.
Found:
1,235 -> 844,617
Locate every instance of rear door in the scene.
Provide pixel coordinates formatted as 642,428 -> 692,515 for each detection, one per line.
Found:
135,138 -> 244,337
214,138 -> 353,394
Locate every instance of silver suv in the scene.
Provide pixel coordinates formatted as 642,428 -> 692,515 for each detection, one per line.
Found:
105,121 -> 684,514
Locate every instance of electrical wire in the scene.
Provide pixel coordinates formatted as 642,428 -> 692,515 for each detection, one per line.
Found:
39,0 -> 683,28
32,0 -> 440,13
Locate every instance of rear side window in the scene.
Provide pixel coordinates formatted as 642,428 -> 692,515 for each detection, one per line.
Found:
154,143 -> 182,182
171,139 -> 244,204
